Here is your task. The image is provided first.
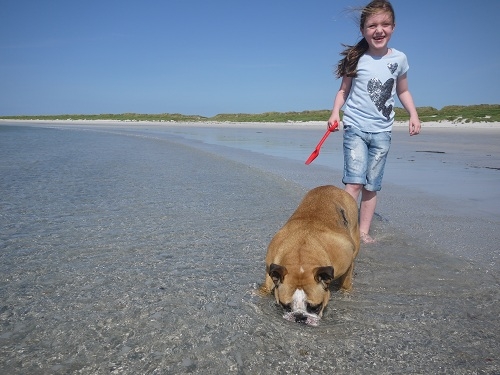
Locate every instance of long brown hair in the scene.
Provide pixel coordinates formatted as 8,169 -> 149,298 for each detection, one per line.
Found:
335,0 -> 395,78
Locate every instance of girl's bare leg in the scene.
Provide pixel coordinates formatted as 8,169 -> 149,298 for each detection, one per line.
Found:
359,188 -> 376,243
345,184 -> 377,244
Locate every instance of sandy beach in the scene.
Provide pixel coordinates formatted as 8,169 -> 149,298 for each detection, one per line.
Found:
3,118 -> 500,127
0,120 -> 499,374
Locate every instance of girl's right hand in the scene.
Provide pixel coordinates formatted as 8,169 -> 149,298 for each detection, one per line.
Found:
327,115 -> 340,130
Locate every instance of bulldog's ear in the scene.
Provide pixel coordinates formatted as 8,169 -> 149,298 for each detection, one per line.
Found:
268,263 -> 288,287
314,266 -> 334,289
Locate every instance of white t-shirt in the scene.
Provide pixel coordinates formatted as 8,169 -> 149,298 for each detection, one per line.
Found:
343,48 -> 409,132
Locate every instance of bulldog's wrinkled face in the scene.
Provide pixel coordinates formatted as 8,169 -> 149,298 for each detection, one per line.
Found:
268,263 -> 333,326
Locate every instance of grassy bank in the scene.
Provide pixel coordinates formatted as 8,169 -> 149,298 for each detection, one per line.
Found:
1,104 -> 499,123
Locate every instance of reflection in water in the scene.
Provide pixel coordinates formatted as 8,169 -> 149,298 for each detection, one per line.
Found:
0,124 -> 498,374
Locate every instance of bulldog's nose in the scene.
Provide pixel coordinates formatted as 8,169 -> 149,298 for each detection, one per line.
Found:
294,313 -> 308,323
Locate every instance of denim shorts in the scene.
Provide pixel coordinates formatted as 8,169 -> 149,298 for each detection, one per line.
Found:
342,126 -> 392,191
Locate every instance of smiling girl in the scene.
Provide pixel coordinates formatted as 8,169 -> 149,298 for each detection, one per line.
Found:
328,0 -> 421,244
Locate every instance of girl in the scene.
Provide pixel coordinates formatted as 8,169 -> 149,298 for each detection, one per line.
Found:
328,0 -> 421,244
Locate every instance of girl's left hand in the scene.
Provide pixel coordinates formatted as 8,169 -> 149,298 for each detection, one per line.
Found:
409,117 -> 421,136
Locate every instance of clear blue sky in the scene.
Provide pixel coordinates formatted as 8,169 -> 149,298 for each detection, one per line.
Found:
1,0 -> 499,117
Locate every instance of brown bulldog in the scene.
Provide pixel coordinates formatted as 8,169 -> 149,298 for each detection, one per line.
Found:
260,185 -> 360,325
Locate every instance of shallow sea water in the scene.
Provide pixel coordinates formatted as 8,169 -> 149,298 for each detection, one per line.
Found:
0,123 -> 498,374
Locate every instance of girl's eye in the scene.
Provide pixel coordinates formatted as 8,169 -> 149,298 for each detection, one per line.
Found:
367,23 -> 393,30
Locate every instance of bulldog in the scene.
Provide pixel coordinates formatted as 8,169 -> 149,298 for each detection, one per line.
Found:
260,185 -> 360,325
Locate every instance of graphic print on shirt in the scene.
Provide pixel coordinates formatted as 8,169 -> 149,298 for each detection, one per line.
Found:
387,62 -> 398,74
367,78 -> 394,120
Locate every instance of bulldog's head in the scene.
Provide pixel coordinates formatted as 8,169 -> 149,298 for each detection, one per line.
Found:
268,263 -> 333,326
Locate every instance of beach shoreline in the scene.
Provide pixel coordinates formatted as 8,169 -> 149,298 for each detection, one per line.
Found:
2,118 -> 500,129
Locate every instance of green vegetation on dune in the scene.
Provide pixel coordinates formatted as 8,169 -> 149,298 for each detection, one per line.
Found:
0,113 -> 208,122
210,110 -> 332,123
2,104 -> 499,123
394,104 -> 500,123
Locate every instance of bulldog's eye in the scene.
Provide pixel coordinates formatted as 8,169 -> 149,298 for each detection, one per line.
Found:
306,303 -> 322,315
280,302 -> 292,312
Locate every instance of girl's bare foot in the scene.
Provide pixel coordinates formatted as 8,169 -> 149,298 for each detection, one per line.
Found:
360,232 -> 376,244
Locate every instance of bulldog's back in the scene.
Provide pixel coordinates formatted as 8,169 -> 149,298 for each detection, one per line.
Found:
266,185 -> 360,278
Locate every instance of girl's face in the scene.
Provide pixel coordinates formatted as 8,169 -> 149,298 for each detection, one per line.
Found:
361,11 -> 395,56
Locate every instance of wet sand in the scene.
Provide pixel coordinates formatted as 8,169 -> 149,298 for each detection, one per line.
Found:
0,120 -> 499,374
